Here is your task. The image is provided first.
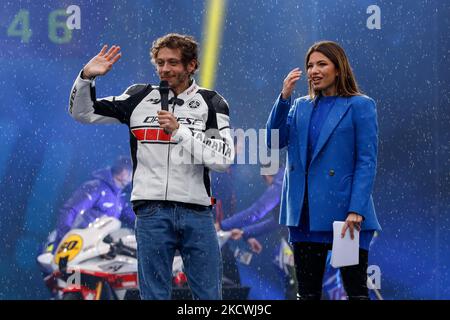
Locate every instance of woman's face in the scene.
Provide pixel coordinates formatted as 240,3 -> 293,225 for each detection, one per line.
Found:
307,51 -> 338,96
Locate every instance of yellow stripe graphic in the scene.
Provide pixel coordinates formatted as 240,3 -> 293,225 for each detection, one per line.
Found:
200,0 -> 227,89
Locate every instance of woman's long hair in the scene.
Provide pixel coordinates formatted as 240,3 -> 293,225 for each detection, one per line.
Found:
305,41 -> 362,99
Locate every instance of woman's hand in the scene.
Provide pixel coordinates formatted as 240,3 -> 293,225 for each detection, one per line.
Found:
281,67 -> 302,100
341,212 -> 363,240
82,45 -> 122,79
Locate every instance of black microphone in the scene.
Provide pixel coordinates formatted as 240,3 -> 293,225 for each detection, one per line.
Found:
159,80 -> 170,111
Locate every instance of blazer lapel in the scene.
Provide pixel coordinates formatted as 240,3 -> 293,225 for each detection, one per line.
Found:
310,97 -> 350,164
296,99 -> 314,171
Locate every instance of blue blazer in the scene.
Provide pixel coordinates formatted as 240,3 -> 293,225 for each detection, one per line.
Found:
266,94 -> 381,232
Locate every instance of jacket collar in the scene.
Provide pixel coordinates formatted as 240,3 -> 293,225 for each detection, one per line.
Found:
297,96 -> 350,170
297,99 -> 313,171
169,79 -> 199,103
310,96 -> 350,164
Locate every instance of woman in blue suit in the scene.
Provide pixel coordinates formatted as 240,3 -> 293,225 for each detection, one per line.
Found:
266,41 -> 381,300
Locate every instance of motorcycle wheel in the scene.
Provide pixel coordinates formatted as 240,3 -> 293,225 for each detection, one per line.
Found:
62,292 -> 83,300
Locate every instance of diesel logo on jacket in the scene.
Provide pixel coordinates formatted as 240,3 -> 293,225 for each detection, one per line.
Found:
142,116 -> 203,126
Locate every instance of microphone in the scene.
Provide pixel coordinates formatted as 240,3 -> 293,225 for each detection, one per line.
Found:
158,80 -> 171,135
159,80 -> 170,111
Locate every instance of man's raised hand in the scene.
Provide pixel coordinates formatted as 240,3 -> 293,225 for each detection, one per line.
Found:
82,45 -> 122,79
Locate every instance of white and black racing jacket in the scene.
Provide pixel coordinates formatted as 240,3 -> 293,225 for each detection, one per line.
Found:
69,71 -> 234,207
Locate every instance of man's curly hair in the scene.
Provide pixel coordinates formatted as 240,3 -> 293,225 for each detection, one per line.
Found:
150,33 -> 199,75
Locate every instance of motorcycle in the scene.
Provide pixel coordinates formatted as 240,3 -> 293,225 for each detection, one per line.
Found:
37,216 -> 233,300
37,216 -> 141,300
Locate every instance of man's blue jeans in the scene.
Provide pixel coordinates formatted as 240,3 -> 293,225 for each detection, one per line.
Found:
134,201 -> 222,300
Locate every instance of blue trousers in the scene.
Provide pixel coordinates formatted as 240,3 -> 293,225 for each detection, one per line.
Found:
134,201 -> 222,300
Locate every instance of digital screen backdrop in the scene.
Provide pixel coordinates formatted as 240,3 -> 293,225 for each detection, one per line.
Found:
0,0 -> 449,299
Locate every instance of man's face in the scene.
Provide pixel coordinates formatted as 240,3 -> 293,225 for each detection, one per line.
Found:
155,47 -> 195,95
115,169 -> 132,189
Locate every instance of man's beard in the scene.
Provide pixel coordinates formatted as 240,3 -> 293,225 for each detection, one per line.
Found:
162,71 -> 190,90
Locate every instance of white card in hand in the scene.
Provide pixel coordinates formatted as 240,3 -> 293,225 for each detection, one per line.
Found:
331,221 -> 359,268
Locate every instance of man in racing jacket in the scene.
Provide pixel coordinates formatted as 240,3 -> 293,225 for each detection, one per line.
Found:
54,157 -> 134,248
68,33 -> 234,300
